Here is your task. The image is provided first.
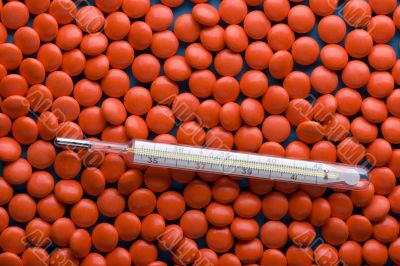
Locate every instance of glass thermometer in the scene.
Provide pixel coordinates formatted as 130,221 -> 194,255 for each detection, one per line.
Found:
55,137 -> 369,190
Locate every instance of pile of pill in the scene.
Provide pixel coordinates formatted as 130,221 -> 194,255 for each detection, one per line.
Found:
0,0 -> 400,265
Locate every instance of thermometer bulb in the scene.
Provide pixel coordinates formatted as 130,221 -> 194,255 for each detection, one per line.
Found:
55,137 -> 369,190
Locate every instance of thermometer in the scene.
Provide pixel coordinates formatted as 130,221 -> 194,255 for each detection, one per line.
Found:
55,137 -> 369,190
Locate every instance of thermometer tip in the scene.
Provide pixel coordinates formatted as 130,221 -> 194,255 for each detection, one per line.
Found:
55,137 -> 93,149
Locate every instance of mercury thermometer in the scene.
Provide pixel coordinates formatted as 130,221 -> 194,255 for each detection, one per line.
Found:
55,137 -> 369,190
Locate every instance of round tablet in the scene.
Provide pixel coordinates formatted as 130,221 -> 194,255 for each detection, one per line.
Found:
321,217 -> 349,245
341,60 -> 370,89
320,44 -> 348,70
261,191 -> 288,220
363,195 -> 390,222
114,212 -> 141,242
263,0 -> 289,22
346,215 -> 372,242
219,0 -> 248,24
288,221 -> 316,247
288,5 -> 315,34
363,239 -> 388,266
343,0 -> 371,27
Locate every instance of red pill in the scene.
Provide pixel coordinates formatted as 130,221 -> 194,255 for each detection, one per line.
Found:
3,158 -> 32,185
240,98 -> 264,126
261,221 -> 288,249
259,249 -> 287,266
172,92 -> 200,122
26,84 -> 53,113
92,223 -> 118,253
158,224 -> 183,251
342,60 -> 370,89
288,5 -> 315,34
8,194 -> 36,223
309,198 -> 331,226
321,217 -> 349,246
267,24 -> 294,52
368,44 -> 396,71
164,55 -> 192,81
363,239 -> 388,266
288,221 -> 316,247
180,210 -> 208,239
176,121 -> 205,146
372,215 -> 399,243
258,142 -> 285,157
339,241 -> 363,266
262,191 -> 288,220
196,99 -> 221,129
309,0 -> 337,16
245,41 -> 273,72
244,11 -> 270,40
335,88 -> 362,116
80,33 -> 108,56
262,115 -> 291,143
344,29 -> 373,59
234,238 -> 263,264
286,246 -> 313,266
286,141 -> 311,160
367,15 -> 395,44
12,116 -> 38,145
0,178 -> 13,206
291,37 -> 320,66
390,238 -> 400,264
0,74 -> 28,98
219,0 -> 247,24
269,51 -> 293,79
366,138 -> 392,166
206,227 -> 234,253
1,2 -> 29,30
104,12 -> 130,41
288,191 -> 312,221
230,217 -> 259,241
263,0 -> 289,22
343,0 -> 371,27
26,171 -> 54,199
192,3 -> 220,26
70,229 -> 91,258
262,86 -> 289,114
174,14 -> 201,43
106,41 -> 134,69
183,180 -> 211,209
214,49 -> 243,77
145,4 -> 173,32
313,94 -> 337,122
224,25 -> 248,53
363,195 -> 390,222
1,95 -> 30,119
311,66 -> 338,94
320,44 -> 348,71
0,43 -> 23,71
318,15 -> 346,44
13,27 -> 40,55
151,30 -> 179,59
283,71 -> 310,99
234,126 -> 263,152
382,117 -> 400,144
388,150 -> 400,178
27,140 -> 56,169
285,98 -> 313,126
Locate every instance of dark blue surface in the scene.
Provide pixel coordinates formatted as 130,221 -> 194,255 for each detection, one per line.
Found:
1,0 -> 400,264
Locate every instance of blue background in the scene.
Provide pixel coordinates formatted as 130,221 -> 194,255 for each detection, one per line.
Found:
1,0 -> 400,264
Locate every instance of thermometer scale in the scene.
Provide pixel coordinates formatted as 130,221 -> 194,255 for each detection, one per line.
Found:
55,137 -> 369,190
